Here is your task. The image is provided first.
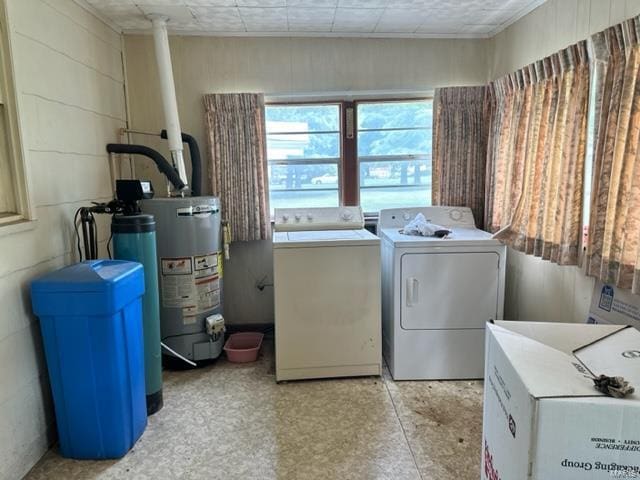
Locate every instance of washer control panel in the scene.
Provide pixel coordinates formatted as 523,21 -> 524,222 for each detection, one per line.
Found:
274,207 -> 364,232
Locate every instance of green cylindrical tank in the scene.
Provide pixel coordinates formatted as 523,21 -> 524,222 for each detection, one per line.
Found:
111,214 -> 163,415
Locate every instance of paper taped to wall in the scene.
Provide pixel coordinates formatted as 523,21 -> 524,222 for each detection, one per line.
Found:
588,281 -> 640,329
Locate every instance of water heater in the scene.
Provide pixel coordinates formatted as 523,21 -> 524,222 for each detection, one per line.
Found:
142,197 -> 224,364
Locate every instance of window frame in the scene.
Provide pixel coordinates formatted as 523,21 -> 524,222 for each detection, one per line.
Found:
352,98 -> 433,215
0,1 -> 32,228
265,100 -> 345,212
265,96 -> 433,217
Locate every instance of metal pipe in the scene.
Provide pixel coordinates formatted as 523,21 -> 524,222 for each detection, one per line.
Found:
119,127 -> 160,137
148,15 -> 188,190
106,143 -> 186,191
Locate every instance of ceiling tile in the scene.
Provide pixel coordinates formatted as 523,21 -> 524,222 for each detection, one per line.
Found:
238,0 -> 285,6
189,6 -> 241,19
462,23 -> 499,34
478,0 -> 531,9
239,7 -> 288,31
287,7 -> 335,31
138,4 -> 195,21
91,4 -> 142,16
375,8 -> 429,33
287,0 -> 337,6
332,7 -> 383,32
415,21 -> 463,34
197,17 -> 246,31
423,8 -> 486,24
86,0 -> 135,5
91,0 -> 547,37
186,0 -> 236,6
134,0 -> 187,5
337,0 -> 389,7
109,14 -> 152,29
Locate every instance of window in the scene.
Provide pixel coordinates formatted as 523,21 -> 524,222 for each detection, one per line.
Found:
358,101 -> 432,213
265,98 -> 433,215
0,4 -> 30,226
266,104 -> 341,213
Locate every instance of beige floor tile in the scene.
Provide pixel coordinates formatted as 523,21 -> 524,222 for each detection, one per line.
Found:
384,379 -> 484,480
25,341 -> 424,480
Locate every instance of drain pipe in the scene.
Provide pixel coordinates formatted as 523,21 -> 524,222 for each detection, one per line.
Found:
106,144 -> 186,191
161,130 -> 202,197
148,14 -> 188,194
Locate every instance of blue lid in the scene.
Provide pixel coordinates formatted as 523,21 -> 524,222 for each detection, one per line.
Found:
31,260 -> 143,293
31,260 -> 145,317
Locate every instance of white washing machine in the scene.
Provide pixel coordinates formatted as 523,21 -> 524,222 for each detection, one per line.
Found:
273,206 -> 381,382
379,206 -> 506,380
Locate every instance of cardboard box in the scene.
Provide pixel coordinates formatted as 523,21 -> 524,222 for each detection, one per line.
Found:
588,281 -> 640,329
482,321 -> 640,479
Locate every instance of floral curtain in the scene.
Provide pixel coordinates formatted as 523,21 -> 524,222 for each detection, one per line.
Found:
585,16 -> 640,293
203,93 -> 270,242
432,86 -> 490,228
485,41 -> 590,266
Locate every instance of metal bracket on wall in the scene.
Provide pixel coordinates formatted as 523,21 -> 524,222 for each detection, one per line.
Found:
345,107 -> 355,139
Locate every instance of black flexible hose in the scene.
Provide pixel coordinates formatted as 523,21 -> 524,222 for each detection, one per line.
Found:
160,130 -> 202,196
106,143 -> 186,191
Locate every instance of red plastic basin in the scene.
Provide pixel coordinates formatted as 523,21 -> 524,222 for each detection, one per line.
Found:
223,332 -> 264,363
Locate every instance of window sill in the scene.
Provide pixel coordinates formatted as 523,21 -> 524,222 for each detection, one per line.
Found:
0,217 -> 37,238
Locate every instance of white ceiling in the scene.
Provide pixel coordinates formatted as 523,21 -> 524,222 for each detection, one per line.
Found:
85,0 -> 547,38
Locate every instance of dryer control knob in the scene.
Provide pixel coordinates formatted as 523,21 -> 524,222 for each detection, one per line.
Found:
307,213 -> 314,221
295,213 -> 302,222
341,210 -> 353,221
449,209 -> 463,221
282,214 -> 289,222
403,212 -> 411,221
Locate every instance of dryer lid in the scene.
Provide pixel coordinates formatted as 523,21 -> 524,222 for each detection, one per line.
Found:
379,226 -> 503,247
379,206 -> 476,229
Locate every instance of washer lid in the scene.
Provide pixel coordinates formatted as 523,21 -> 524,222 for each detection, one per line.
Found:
379,226 -> 504,247
273,228 -> 379,248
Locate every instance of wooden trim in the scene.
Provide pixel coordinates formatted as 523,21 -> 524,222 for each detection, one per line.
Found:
0,212 -> 22,224
342,101 -> 358,206
0,1 -> 34,221
265,100 -> 343,106
353,96 -> 433,104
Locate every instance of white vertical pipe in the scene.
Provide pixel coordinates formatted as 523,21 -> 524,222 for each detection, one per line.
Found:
148,15 -> 188,191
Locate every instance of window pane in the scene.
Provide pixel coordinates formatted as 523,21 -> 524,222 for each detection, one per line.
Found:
267,132 -> 340,160
360,159 -> 431,187
358,129 -> 431,157
359,160 -> 431,213
269,163 -> 339,212
357,100 -> 433,213
266,103 -> 342,214
358,101 -> 432,130
266,104 -> 340,133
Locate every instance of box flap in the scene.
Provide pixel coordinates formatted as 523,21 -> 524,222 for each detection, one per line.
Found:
493,320 -> 625,354
488,322 -> 628,399
574,326 -> 640,401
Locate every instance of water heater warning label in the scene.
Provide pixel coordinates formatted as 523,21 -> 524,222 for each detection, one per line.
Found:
161,257 -> 192,275
160,252 -> 221,315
